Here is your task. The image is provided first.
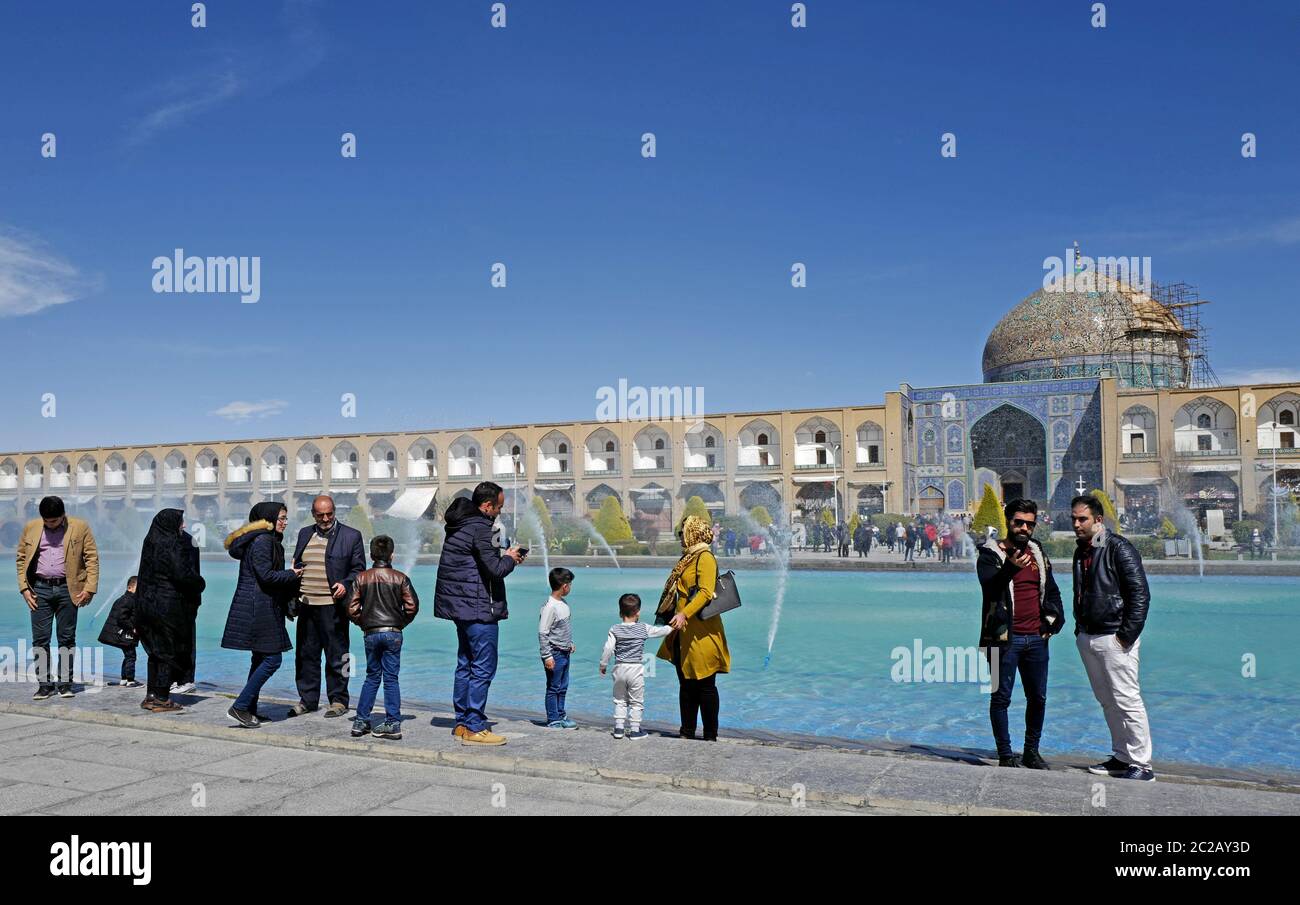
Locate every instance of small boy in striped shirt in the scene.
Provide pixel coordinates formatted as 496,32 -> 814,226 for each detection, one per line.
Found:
599,593 -> 674,739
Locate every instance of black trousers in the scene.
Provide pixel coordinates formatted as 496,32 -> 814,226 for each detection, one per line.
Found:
676,662 -> 720,740
147,657 -> 179,700
295,601 -> 351,708
176,611 -> 197,684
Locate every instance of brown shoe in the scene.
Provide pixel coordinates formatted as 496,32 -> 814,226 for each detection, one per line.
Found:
140,696 -> 157,711
286,702 -> 315,717
324,702 -> 348,718
461,729 -> 507,747
452,724 -> 470,739
147,699 -> 184,714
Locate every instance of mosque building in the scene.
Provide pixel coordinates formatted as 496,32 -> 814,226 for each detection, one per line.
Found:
2,267 -> 1297,544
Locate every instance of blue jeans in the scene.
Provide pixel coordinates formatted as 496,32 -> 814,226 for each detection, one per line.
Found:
454,621 -> 498,733
233,652 -> 283,713
543,650 -> 570,723
989,633 -> 1049,758
31,583 -> 78,691
357,632 -> 403,723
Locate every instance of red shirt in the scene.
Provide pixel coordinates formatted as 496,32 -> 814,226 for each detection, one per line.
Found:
1011,558 -> 1041,634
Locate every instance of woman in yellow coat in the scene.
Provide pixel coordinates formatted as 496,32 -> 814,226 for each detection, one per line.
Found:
656,515 -> 731,740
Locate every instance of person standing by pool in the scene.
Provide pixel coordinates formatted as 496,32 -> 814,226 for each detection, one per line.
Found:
289,494 -> 366,718
134,509 -> 206,713
435,481 -> 526,746
98,576 -> 141,688
170,525 -> 202,696
222,504 -> 303,728
977,499 -> 1063,769
16,495 -> 99,699
656,515 -> 730,741
1071,494 -> 1155,782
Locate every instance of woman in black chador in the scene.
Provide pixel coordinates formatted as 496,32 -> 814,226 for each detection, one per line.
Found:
134,509 -> 206,713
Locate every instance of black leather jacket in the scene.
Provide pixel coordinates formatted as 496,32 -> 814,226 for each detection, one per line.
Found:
1072,529 -> 1151,643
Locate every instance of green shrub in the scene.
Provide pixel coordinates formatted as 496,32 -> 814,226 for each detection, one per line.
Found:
1129,536 -> 1164,560
1232,520 -> 1265,546
561,537 -> 587,555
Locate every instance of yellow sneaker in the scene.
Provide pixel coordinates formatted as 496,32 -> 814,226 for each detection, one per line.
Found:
461,729 -> 507,746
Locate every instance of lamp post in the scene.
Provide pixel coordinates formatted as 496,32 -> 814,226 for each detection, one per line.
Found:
832,442 -> 841,527
1273,442 -> 1280,552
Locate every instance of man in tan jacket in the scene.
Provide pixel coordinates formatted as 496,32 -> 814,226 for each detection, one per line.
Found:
15,496 -> 99,699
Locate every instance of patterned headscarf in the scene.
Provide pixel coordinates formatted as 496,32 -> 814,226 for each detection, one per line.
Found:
655,516 -> 714,624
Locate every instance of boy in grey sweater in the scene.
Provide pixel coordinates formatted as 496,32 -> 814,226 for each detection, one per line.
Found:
539,567 -> 577,729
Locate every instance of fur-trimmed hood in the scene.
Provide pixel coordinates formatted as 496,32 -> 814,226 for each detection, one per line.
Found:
224,519 -> 276,557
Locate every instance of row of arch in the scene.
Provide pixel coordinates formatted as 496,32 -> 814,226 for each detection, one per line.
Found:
0,417 -> 890,492
1120,392 -> 1299,455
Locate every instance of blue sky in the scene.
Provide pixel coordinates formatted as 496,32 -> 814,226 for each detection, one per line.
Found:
2,0 -> 1297,453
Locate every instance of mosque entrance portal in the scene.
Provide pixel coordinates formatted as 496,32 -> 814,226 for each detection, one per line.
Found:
970,405 -> 1047,504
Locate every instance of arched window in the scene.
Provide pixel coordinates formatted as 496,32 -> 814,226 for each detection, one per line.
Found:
512,445 -> 521,456
605,441 -> 614,452
386,451 -> 395,462
757,433 -> 769,446
654,439 -> 664,450
1197,413 -> 1212,429
469,447 -> 478,458
704,436 -> 715,448
815,430 -> 827,443
558,443 -> 567,454
425,449 -> 434,460
1282,410 -> 1296,426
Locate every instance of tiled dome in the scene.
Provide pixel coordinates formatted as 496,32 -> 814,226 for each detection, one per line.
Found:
982,275 -> 1191,387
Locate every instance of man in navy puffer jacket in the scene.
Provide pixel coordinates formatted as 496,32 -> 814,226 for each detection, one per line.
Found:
434,481 -> 525,745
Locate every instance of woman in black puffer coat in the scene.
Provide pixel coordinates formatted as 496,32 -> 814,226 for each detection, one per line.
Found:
134,509 -> 206,712
221,502 -> 302,727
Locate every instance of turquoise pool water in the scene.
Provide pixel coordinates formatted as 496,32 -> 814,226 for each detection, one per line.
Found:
6,560 -> 1298,772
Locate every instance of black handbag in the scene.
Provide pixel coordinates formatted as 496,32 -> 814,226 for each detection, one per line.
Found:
696,570 -> 741,621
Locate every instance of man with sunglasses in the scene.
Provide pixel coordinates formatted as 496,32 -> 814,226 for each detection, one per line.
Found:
977,498 -> 1064,769
289,495 -> 366,718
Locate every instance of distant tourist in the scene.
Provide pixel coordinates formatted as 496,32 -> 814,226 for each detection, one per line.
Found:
134,509 -> 206,714
1071,494 -> 1155,782
600,592 -> 674,739
939,525 -> 953,563
1251,526 -> 1263,559
724,527 -> 737,556
539,567 -> 578,730
289,495 -> 366,718
836,521 -> 849,557
222,503 -> 302,728
16,496 -> 99,700
348,535 -> 420,741
903,522 -> 915,562
656,515 -> 729,741
977,499 -> 1064,769
435,481 -> 526,746
98,575 -> 141,688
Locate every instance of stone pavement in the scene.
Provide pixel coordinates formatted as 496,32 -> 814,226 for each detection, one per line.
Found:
1,681 -> 1296,816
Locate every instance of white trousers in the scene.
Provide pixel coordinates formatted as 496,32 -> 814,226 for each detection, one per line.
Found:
1076,632 -> 1153,769
612,663 -> 646,728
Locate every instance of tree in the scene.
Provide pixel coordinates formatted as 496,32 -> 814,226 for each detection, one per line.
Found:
677,495 -> 711,530
820,507 -> 835,529
593,495 -> 634,544
1159,517 -> 1179,540
749,505 -> 773,528
1089,489 -> 1120,534
515,495 -> 554,548
971,485 -> 1006,539
848,513 -> 861,538
344,503 -> 373,541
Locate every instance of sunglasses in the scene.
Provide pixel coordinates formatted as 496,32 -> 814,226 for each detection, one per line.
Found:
1011,518 -> 1037,529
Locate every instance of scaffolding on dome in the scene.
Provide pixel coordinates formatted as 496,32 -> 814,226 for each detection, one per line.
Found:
1148,280 -> 1218,388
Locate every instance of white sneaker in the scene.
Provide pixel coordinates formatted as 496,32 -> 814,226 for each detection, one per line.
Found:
171,682 -> 196,695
